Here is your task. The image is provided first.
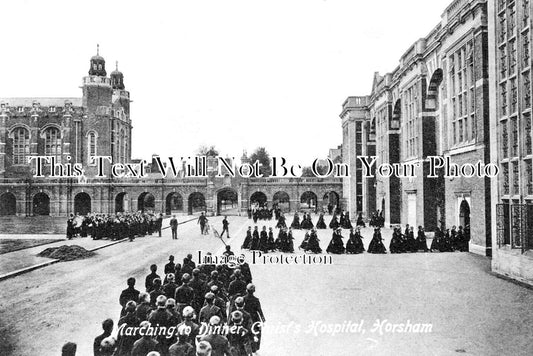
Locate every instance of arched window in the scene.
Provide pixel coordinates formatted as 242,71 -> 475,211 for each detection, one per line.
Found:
12,127 -> 30,165
87,131 -> 97,163
44,127 -> 62,162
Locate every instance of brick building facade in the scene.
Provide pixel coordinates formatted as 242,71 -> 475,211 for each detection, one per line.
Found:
0,49 -> 343,220
341,0 -> 493,256
488,0 -> 533,284
0,47 -> 132,181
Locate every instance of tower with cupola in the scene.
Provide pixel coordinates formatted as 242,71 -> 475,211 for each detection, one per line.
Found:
110,61 -> 132,165
81,45 -> 113,173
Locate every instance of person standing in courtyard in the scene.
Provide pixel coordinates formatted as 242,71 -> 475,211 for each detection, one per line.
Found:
145,264 -> 161,293
346,227 -> 365,254
416,226 -> 429,252
131,321 -> 160,356
326,228 -> 345,254
198,212 -> 208,235
93,318 -> 114,356
220,216 -> 230,238
165,255 -> 176,276
368,228 -> 387,254
243,284 -> 265,354
241,227 -> 252,249
156,213 -> 163,237
170,215 -> 178,240
62,342 -> 77,356
119,277 -> 140,317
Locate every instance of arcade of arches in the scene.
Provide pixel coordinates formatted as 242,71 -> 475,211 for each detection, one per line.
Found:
0,179 -> 343,217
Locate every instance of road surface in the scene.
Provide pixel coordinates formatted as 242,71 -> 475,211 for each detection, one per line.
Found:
1,215 -> 533,355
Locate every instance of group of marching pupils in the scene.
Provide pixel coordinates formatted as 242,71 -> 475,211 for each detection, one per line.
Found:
66,212 -> 163,241
242,207 -> 471,255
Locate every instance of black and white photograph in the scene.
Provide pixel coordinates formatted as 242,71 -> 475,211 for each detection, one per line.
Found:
1,0 -> 533,355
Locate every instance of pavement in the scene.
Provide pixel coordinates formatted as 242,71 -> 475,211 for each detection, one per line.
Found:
0,237 -> 122,279
0,215 -> 532,356
0,215 -> 198,279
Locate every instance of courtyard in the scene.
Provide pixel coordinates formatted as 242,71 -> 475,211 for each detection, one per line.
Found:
0,216 -> 532,355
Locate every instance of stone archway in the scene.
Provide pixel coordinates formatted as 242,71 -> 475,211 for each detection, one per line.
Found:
273,191 -> 290,212
138,192 -> 156,213
166,192 -> 184,215
74,192 -> 91,215
250,191 -> 267,208
188,192 -> 206,215
115,192 -> 129,213
33,192 -> 50,216
459,199 -> 471,228
300,191 -> 318,212
0,192 -> 16,216
217,188 -> 239,215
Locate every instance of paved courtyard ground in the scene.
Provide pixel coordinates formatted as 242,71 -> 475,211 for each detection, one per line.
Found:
0,215 -> 532,355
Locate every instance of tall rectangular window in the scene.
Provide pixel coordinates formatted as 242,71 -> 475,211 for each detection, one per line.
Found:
403,84 -> 418,159
510,40 -> 517,74
12,127 -> 30,165
502,163 -> 510,195
88,132 -> 97,164
502,121 -> 509,158
450,42 -> 475,145
511,116 -> 519,157
525,113 -> 532,155
44,128 -> 61,163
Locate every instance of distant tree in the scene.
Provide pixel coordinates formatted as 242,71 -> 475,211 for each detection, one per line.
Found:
249,147 -> 272,177
301,165 -> 330,177
196,145 -> 219,157
301,167 -> 315,177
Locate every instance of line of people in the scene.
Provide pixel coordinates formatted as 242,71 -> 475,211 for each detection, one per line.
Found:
66,212 -> 164,241
389,224 -> 471,253
246,205 -> 274,223
240,219 -> 472,256
271,211 -> 354,231
60,252 -> 266,356
241,226 -> 295,253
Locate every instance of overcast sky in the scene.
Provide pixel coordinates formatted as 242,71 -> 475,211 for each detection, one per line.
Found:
0,0 -> 452,165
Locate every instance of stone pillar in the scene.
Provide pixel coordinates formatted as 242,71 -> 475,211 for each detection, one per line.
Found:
206,183 -> 215,216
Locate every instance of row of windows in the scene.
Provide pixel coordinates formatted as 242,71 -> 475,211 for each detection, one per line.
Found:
500,159 -> 533,196
496,202 -> 533,251
9,127 -> 128,165
11,127 -> 62,165
498,0 -> 533,204
498,0 -> 530,43
89,130 -> 129,164
2,105 -> 73,114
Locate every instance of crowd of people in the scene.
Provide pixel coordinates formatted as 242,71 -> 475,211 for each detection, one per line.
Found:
246,206 -> 273,222
241,226 -> 296,253
66,212 -> 164,241
242,208 -> 472,256
61,253 -> 265,356
59,207 -> 472,355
